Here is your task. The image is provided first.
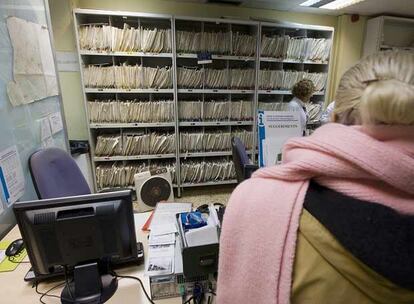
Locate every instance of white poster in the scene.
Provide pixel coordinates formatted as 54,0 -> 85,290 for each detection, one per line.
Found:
6,17 -> 58,107
258,111 -> 302,167
0,146 -> 25,205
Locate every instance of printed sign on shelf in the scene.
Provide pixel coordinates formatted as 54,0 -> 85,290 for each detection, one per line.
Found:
257,111 -> 302,167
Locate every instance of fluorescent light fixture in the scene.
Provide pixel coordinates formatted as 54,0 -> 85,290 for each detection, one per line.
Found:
321,0 -> 366,10
300,0 -> 323,6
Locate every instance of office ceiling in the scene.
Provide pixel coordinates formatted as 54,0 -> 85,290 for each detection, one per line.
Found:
176,0 -> 414,17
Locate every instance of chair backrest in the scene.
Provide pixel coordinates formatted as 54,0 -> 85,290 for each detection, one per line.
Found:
231,137 -> 251,183
29,148 -> 91,199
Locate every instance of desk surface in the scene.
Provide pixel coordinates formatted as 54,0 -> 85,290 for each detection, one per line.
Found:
0,212 -> 185,304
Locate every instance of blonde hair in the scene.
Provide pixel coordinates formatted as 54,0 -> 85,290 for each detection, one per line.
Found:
292,79 -> 315,102
334,51 -> 414,125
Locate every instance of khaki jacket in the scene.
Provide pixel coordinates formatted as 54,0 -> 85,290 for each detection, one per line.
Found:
292,210 -> 414,304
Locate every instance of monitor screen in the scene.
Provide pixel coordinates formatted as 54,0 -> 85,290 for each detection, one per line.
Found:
13,190 -> 137,275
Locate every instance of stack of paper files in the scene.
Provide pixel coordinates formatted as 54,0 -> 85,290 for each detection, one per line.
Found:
94,132 -> 176,156
200,31 -> 230,54
88,100 -> 174,123
177,68 -> 255,89
176,31 -> 202,53
146,203 -> 192,277
259,70 -> 327,91
180,130 -> 253,152
261,35 -> 332,62
83,64 -> 172,89
232,32 -> 256,56
230,100 -> 253,120
178,101 -> 203,121
95,161 -> 176,189
176,30 -> 255,56
230,69 -> 255,89
180,159 -> 236,183
306,103 -> 323,123
79,24 -> 172,53
178,100 -> 252,121
177,67 -> 203,88
203,100 -> 230,120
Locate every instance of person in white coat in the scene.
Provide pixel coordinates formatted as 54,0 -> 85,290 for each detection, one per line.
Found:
288,79 -> 315,135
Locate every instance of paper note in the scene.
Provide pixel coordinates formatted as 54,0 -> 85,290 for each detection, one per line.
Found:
146,244 -> 175,277
48,112 -> 63,134
149,233 -> 176,246
42,136 -> 56,149
0,146 -> 25,205
149,203 -> 192,236
40,117 -> 52,141
6,17 -> 58,107
0,250 -> 5,264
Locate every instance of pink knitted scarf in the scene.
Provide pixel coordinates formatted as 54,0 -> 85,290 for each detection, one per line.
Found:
217,123 -> 414,304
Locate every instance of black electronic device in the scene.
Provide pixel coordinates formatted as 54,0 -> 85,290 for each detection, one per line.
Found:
13,190 -> 138,304
5,238 -> 25,257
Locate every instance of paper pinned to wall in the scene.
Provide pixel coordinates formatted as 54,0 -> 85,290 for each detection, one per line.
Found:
42,136 -> 56,149
48,112 -> 63,134
0,146 -> 25,205
40,117 -> 52,141
6,17 -> 58,107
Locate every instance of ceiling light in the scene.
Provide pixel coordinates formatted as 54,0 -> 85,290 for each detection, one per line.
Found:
321,0 -> 366,10
300,0 -> 323,6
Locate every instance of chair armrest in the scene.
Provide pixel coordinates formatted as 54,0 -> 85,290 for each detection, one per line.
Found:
243,164 -> 259,179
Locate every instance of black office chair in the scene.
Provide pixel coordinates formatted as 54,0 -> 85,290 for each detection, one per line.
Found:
29,148 -> 91,199
231,137 -> 258,183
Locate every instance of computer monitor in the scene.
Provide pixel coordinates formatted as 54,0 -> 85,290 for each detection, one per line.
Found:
13,190 -> 138,304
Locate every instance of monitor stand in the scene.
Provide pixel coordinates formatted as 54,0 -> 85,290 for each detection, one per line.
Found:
61,262 -> 117,304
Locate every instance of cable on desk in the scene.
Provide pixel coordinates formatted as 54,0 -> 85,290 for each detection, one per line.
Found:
64,266 -> 74,301
110,271 -> 155,304
34,281 -> 65,304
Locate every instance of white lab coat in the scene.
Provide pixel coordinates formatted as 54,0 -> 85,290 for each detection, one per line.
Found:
287,97 -> 307,135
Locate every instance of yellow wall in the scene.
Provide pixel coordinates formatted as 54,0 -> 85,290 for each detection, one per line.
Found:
49,0 -> 367,139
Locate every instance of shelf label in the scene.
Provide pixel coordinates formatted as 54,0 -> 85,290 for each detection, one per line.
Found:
188,89 -> 193,92
213,89 -> 218,92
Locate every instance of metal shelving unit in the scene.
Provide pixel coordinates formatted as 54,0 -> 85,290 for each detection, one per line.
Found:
257,21 -> 334,135
363,16 -> 414,56
74,9 -> 180,194
74,9 -> 334,194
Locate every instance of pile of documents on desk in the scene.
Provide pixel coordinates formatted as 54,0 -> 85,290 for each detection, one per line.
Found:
178,100 -> 252,121
180,129 -> 253,152
180,159 -> 236,183
94,132 -> 176,156
259,70 -> 328,91
95,161 -> 176,189
146,203 -> 192,277
88,99 -> 174,123
79,24 -> 172,53
83,64 -> 172,89
261,35 -> 332,62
